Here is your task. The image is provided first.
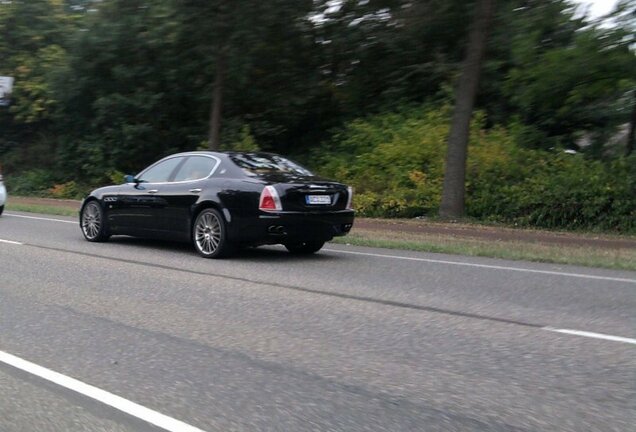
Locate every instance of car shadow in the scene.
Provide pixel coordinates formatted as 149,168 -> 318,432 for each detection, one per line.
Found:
107,236 -> 340,263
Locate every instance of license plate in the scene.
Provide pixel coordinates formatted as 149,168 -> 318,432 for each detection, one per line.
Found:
306,195 -> 331,205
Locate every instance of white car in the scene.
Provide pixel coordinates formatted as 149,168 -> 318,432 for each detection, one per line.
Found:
0,173 -> 6,215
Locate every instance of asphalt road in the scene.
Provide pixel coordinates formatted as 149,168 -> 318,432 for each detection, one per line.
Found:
0,211 -> 634,431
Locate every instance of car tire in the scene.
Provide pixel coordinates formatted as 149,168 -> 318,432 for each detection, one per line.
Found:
0,205 -> 3,216
80,201 -> 110,242
193,208 -> 232,258
284,240 -> 325,255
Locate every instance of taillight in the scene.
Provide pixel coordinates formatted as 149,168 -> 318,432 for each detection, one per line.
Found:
346,186 -> 353,210
259,185 -> 282,212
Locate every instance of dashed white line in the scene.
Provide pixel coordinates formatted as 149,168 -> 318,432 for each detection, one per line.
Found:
543,328 -> 636,345
0,238 -> 23,245
5,213 -> 77,224
0,350 -> 208,432
324,248 -> 636,284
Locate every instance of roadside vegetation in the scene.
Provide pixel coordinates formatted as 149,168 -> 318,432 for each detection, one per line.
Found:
1,1 -> 635,234
6,202 -> 78,217
333,232 -> 636,271
317,107 -> 636,232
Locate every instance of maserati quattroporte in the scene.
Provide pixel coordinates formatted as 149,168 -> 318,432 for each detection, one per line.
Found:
79,152 -> 354,257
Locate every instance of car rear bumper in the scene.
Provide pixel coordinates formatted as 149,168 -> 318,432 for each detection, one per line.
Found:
0,184 -> 6,206
229,210 -> 354,244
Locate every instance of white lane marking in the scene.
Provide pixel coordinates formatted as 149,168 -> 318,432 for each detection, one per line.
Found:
0,350 -> 208,432
543,327 -> 636,345
6,212 -> 635,284
5,213 -> 77,224
0,238 -> 23,245
324,248 -> 636,284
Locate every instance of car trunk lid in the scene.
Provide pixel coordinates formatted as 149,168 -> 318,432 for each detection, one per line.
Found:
267,178 -> 349,212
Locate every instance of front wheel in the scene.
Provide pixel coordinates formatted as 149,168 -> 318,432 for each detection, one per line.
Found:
193,208 -> 232,258
284,240 -> 325,255
0,205 -> 4,216
80,201 -> 109,242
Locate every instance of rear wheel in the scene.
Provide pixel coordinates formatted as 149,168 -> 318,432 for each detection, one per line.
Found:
193,208 -> 232,258
284,240 -> 325,255
81,201 -> 109,242
0,205 -> 3,215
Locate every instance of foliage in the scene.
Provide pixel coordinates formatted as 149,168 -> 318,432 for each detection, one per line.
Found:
469,152 -> 636,232
316,106 -> 636,232
5,169 -> 57,197
0,0 -> 634,231
224,125 -> 261,152
10,44 -> 68,124
316,106 -> 447,217
107,170 -> 126,185
483,0 -> 636,151
48,180 -> 84,199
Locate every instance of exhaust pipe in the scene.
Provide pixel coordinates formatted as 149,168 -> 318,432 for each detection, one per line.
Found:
267,225 -> 287,235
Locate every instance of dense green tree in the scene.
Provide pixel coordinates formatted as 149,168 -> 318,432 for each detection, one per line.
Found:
0,0 -> 72,169
1,0 -> 634,227
50,0 -> 321,174
610,0 -> 636,156
481,0 -> 636,153
55,0 -> 188,175
311,0 -> 470,116
172,0 -> 316,150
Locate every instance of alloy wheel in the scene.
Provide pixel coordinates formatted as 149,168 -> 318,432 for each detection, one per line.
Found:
82,201 -> 109,242
194,210 -> 223,256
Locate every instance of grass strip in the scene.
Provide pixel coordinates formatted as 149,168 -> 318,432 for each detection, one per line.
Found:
6,203 -> 78,217
332,231 -> 636,271
5,201 -> 634,271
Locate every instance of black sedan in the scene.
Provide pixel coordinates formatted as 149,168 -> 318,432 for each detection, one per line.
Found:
79,151 -> 355,258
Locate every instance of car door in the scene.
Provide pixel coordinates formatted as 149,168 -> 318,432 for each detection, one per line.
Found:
151,155 -> 221,238
111,156 -> 185,234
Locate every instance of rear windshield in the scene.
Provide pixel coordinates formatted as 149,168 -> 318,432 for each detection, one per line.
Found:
230,154 -> 313,176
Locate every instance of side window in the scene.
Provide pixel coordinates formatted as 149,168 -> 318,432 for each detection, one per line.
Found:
137,157 -> 183,183
173,156 -> 217,182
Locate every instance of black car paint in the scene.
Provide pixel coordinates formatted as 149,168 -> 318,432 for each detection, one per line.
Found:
80,152 -> 354,248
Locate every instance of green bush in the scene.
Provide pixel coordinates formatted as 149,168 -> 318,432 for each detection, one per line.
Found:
5,168 -> 108,200
314,105 -> 636,232
5,169 -> 56,197
107,170 -> 127,186
470,153 -> 636,232
316,106 -> 450,217
48,180 -> 92,200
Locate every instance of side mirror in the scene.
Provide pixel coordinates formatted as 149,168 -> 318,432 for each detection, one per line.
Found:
124,174 -> 138,184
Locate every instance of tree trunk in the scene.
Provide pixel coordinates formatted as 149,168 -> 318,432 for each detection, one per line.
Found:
208,49 -> 227,151
439,0 -> 495,219
627,90 -> 635,157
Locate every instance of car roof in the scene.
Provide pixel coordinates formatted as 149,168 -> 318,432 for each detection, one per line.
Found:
161,151 -> 277,160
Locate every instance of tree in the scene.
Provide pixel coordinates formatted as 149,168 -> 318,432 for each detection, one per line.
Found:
0,0 -> 72,169
611,0 -> 636,156
439,0 -> 495,219
477,0 -> 636,155
174,0 -> 316,151
208,47 -> 226,151
310,0 -> 470,118
628,91 -> 635,156
53,0 -> 182,175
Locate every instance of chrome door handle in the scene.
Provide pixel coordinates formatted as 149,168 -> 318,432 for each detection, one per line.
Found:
189,188 -> 202,193
147,189 -> 159,194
